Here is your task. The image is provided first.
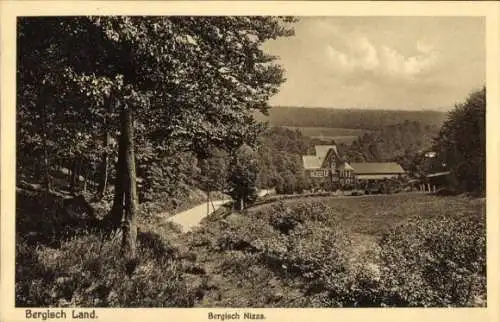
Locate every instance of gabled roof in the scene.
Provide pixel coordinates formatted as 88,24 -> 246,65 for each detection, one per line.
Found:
319,145 -> 343,168
350,162 -> 405,174
315,145 -> 338,159
302,155 -> 323,169
303,145 -> 340,170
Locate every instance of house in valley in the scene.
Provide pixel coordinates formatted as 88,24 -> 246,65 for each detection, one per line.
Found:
302,145 -> 406,190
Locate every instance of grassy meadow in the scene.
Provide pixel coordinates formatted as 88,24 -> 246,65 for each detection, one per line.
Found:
282,126 -> 369,137
282,126 -> 369,144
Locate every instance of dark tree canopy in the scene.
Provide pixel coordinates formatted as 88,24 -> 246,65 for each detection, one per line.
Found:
434,87 -> 486,194
228,144 -> 259,210
17,16 -> 296,257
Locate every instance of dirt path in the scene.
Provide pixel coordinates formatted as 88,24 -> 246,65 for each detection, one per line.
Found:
167,199 -> 231,232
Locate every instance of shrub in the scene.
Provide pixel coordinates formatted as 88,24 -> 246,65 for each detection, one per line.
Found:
16,232 -> 195,307
186,197 -> 486,307
194,201 -> 354,306
376,212 -> 486,307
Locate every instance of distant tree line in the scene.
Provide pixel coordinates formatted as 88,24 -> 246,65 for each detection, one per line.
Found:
256,106 -> 448,130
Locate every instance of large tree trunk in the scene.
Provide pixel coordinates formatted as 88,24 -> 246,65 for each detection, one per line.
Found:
106,106 -> 138,262
42,134 -> 51,194
120,107 -> 138,260
108,134 -> 126,229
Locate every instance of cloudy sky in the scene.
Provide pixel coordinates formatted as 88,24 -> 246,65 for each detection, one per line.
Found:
263,17 -> 485,111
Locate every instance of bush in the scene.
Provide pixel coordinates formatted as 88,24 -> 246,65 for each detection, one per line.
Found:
16,189 -> 100,247
16,232 -> 195,307
376,212 -> 486,307
191,201 -> 355,306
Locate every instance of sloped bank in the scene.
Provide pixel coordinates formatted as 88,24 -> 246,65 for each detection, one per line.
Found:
185,194 -> 486,307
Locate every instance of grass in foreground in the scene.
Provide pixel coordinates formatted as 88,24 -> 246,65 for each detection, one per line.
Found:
15,188 -> 200,307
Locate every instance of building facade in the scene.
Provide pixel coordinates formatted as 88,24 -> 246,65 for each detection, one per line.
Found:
302,145 -> 406,190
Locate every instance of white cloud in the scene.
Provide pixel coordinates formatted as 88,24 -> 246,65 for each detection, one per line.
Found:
265,17 -> 484,110
325,37 -> 380,72
325,35 -> 439,80
357,37 -> 379,70
381,44 -> 438,78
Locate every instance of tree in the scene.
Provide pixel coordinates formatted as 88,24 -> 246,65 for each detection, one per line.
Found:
434,87 -> 486,195
198,148 -> 230,213
17,16 -> 295,258
228,144 -> 259,210
254,126 -> 309,193
279,171 -> 297,194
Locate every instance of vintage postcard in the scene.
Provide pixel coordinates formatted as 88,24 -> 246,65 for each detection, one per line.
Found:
1,1 -> 499,322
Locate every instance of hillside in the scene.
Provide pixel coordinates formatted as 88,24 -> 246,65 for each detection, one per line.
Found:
186,194 -> 486,307
337,120 -> 441,167
256,106 -> 448,130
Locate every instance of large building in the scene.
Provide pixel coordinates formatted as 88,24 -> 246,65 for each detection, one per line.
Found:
302,145 -> 405,189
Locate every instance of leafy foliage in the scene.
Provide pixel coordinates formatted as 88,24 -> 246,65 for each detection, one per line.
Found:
336,120 -> 440,166
17,15 -> 297,304
376,210 -> 486,307
255,126 -> 310,193
227,145 -> 259,209
16,233 -> 195,307
17,15 -> 295,200
433,87 -> 486,194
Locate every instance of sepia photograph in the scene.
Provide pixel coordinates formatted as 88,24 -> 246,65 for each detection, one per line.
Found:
1,2 -> 499,321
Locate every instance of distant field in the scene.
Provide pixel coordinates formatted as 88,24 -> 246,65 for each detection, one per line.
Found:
283,126 -> 369,144
283,126 -> 370,140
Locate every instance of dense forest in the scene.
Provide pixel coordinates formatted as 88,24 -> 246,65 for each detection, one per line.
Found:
256,127 -> 310,193
255,106 -> 448,130
256,91 -> 484,192
255,105 -> 449,180
252,120 -> 441,192
433,87 -> 486,195
198,126 -> 312,196
336,120 -> 441,171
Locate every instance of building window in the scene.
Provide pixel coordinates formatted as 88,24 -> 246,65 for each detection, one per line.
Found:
311,169 -> 328,178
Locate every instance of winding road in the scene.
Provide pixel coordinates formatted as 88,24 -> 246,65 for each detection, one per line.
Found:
167,199 -> 231,232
